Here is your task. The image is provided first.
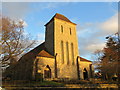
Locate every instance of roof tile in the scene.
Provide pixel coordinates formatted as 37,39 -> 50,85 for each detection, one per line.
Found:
78,56 -> 92,62
45,13 -> 76,26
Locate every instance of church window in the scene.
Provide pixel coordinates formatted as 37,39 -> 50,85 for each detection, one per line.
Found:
70,28 -> 72,35
61,25 -> 63,33
66,42 -> 69,64
71,43 -> 74,65
61,41 -> 64,64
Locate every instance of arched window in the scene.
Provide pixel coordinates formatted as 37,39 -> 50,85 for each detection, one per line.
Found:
61,25 -> 63,33
70,28 -> 72,35
66,42 -> 69,64
61,41 -> 64,64
71,43 -> 74,65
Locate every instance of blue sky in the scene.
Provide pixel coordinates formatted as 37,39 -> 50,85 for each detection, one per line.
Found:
2,2 -> 118,60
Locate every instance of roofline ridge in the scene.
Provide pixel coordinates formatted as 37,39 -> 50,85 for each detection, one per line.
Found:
45,13 -> 76,26
78,56 -> 92,62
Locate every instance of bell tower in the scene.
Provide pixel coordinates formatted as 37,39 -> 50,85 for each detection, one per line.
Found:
45,13 -> 79,79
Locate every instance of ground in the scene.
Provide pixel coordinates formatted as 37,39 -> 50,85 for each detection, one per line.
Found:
2,79 -> 119,89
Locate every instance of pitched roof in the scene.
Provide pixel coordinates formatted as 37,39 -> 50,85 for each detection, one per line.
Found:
25,42 -> 45,57
18,42 -> 54,63
45,13 -> 76,26
6,42 -> 54,71
37,50 -> 54,58
54,13 -> 73,23
78,56 -> 92,62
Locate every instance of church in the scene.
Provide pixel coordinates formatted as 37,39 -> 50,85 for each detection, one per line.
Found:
5,13 -> 94,80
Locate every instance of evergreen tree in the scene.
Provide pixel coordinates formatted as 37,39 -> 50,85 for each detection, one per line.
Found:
94,33 -> 120,80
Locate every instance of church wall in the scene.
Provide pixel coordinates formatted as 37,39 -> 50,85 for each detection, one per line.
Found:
78,61 -> 93,79
45,21 -> 54,55
4,14 -> 94,81
16,56 -> 34,80
35,57 -> 55,79
5,55 -> 34,80
54,18 -> 79,79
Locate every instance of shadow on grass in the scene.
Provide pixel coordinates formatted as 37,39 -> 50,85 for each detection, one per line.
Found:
2,79 -> 119,89
2,80 -> 64,88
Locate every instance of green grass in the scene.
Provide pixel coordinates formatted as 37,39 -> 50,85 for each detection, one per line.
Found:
35,80 -> 64,87
2,80 -> 64,87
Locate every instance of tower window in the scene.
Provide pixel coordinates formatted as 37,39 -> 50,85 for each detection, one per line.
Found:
61,25 -> 63,33
70,28 -> 72,35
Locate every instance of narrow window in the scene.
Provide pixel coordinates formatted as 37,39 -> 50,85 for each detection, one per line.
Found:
61,25 -> 63,33
71,43 -> 74,65
61,41 -> 64,64
66,42 -> 69,65
70,28 -> 72,35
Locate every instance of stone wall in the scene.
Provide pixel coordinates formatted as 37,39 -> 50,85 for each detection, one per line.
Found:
78,60 -> 93,79
45,20 -> 54,55
54,18 -> 79,79
34,56 -> 55,79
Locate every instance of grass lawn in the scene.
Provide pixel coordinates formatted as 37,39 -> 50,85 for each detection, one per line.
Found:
2,79 -> 119,89
2,80 -> 64,88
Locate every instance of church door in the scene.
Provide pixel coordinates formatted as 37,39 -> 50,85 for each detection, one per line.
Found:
44,65 -> 51,78
83,68 -> 88,80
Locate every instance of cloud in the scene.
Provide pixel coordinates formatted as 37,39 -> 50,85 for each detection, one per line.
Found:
2,2 -> 30,19
22,21 -> 28,27
42,3 -> 59,9
99,13 -> 118,34
2,2 -> 66,19
37,33 -> 45,41
19,19 -> 28,27
78,37 -> 105,56
77,13 -> 118,57
86,43 -> 105,52
35,33 -> 45,47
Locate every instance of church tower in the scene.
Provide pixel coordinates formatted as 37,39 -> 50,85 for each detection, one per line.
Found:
45,13 -> 79,79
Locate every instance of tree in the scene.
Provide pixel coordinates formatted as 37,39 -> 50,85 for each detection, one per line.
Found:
94,33 -> 120,80
1,17 -> 36,68
93,49 -> 104,71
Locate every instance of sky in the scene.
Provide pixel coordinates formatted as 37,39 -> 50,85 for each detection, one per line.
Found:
2,2 -> 118,61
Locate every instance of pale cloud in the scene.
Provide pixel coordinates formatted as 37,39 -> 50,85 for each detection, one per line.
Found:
78,37 -> 105,56
19,19 -> 28,27
2,2 -> 66,19
86,43 -> 105,52
77,13 -> 118,57
22,21 -> 28,27
37,33 -> 45,40
2,2 -> 30,19
42,3 -> 58,9
23,32 -> 45,47
99,13 -> 118,34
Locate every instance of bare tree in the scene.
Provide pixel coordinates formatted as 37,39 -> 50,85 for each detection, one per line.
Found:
1,17 -> 36,68
93,49 -> 103,71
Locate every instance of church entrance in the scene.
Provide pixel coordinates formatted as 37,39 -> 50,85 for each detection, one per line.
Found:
83,68 -> 88,80
44,65 -> 51,78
